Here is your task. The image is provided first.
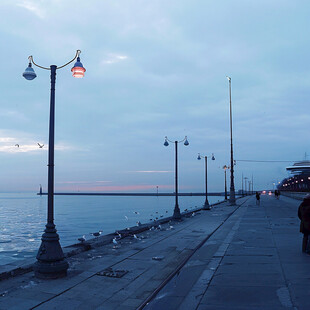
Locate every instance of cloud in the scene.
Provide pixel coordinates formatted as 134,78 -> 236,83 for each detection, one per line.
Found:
17,0 -> 45,19
57,184 -> 174,192
127,171 -> 173,173
0,137 -> 15,143
101,53 -> 128,65
57,180 -> 112,184
0,130 -> 76,153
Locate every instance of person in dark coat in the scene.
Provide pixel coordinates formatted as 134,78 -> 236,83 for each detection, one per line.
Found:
298,194 -> 310,253
255,192 -> 260,205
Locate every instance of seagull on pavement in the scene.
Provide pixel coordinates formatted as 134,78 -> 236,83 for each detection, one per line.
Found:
91,230 -> 102,238
78,235 -> 86,243
133,234 -> 141,240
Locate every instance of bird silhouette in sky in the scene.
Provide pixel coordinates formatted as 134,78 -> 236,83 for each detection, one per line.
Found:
37,143 -> 44,148
15,144 -> 19,148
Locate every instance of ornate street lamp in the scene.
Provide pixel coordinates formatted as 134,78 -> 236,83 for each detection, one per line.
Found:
164,136 -> 189,219
226,76 -> 236,205
23,50 -> 85,279
197,153 -> 215,209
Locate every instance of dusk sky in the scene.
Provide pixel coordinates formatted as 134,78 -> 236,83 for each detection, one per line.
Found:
1,0 -> 309,193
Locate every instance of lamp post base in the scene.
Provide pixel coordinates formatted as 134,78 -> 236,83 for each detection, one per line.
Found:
34,259 -> 69,279
34,223 -> 69,279
203,199 -> 211,210
173,204 -> 182,220
229,188 -> 236,206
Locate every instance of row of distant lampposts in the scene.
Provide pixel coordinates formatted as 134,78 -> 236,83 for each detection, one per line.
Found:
23,50 -> 236,279
164,77 -> 236,215
242,175 -> 254,195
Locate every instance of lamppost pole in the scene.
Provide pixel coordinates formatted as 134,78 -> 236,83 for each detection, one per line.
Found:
48,65 -> 56,226
174,141 -> 179,218
223,165 -> 228,200
227,76 -> 236,205
204,156 -> 208,207
23,50 -> 85,279
198,153 -> 215,209
242,173 -> 244,196
164,136 -> 189,220
244,177 -> 248,195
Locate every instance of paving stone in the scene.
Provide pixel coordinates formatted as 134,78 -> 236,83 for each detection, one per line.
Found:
197,305 -> 295,310
200,285 -> 287,307
210,272 -> 285,287
216,262 -> 283,274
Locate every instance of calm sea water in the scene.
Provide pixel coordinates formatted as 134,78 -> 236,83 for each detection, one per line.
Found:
0,193 -> 224,266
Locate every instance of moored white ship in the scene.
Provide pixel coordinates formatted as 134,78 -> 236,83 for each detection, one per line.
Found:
278,160 -> 310,191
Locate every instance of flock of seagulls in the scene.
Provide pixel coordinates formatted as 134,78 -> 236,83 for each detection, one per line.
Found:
77,207 -> 198,248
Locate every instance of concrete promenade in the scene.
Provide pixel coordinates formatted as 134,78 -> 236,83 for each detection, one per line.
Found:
0,194 -> 309,309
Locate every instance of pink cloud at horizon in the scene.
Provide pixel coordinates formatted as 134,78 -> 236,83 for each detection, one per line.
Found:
55,184 -> 176,192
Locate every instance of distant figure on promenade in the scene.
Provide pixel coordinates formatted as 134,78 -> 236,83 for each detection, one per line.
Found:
275,190 -> 279,199
298,195 -> 310,253
255,192 -> 260,205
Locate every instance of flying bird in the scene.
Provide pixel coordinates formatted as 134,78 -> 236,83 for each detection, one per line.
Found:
37,143 -> 44,148
15,144 -> 19,148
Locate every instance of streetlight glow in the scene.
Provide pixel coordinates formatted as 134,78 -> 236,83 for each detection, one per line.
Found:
71,57 -> 86,78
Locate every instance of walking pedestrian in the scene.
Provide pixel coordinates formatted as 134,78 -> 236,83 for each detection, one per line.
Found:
298,194 -> 310,253
275,190 -> 279,199
255,191 -> 260,205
